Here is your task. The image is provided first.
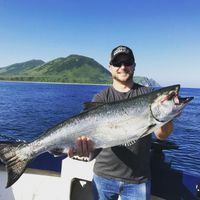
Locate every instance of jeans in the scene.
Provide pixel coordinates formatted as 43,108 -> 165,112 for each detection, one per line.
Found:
92,174 -> 151,200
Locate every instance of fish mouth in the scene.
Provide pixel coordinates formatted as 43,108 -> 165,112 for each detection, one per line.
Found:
178,96 -> 194,105
163,86 -> 193,105
168,85 -> 193,105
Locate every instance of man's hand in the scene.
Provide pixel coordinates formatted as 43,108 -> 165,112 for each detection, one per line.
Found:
154,121 -> 174,140
67,136 -> 94,158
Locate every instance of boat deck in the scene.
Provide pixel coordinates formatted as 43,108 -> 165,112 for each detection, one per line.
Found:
1,153 -> 200,200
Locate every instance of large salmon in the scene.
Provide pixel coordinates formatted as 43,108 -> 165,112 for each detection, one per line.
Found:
0,84 -> 193,187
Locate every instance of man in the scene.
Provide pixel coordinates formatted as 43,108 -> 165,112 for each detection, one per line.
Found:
68,45 -> 173,200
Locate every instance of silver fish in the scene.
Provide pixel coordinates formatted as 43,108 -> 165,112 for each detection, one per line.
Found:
0,84 -> 193,188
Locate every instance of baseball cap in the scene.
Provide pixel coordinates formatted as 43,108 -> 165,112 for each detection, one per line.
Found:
109,45 -> 135,65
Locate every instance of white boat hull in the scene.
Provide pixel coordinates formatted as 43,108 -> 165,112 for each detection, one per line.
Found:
0,158 -> 94,200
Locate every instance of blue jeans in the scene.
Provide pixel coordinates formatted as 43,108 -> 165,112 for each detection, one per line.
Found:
92,174 -> 151,200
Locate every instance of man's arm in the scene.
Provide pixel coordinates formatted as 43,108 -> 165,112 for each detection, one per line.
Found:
154,121 -> 173,140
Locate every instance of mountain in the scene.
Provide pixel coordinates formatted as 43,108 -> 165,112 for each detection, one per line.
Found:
0,55 -> 160,86
134,76 -> 160,87
0,60 -> 45,76
0,55 -> 111,84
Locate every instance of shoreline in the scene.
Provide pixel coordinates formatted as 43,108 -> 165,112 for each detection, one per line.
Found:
0,80 -> 198,89
0,80 -> 111,86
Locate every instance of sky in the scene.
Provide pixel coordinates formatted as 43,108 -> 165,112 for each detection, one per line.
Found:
0,0 -> 199,88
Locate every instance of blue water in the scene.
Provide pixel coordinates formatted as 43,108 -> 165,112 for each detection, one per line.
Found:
0,81 -> 199,175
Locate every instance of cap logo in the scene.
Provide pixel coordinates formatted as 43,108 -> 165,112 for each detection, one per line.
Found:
113,47 -> 130,56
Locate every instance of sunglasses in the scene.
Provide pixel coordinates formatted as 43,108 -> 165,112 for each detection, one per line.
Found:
112,60 -> 134,67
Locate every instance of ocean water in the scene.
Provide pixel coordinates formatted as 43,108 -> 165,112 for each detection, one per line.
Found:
0,81 -> 199,175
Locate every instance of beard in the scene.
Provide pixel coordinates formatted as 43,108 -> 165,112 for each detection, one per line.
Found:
112,71 -> 134,83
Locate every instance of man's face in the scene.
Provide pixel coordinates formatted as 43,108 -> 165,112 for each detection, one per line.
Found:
109,63 -> 135,83
109,54 -> 135,83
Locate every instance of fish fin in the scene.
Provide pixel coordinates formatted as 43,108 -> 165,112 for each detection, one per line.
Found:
49,148 -> 67,157
121,140 -> 137,147
0,142 -> 30,188
122,124 -> 157,146
140,124 -> 157,138
83,102 -> 105,112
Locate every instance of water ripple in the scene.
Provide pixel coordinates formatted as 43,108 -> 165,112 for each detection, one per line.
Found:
0,82 -> 200,175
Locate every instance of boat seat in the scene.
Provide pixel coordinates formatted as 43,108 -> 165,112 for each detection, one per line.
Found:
70,178 -> 93,200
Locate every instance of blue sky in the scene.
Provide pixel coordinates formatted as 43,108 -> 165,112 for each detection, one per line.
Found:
0,0 -> 199,88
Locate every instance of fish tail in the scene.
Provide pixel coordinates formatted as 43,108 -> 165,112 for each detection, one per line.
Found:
0,142 -> 31,188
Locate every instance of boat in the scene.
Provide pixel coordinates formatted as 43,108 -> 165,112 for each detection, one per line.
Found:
0,140 -> 200,200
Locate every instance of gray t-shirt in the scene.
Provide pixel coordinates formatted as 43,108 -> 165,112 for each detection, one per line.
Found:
92,83 -> 153,183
